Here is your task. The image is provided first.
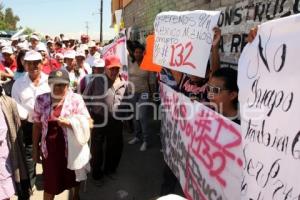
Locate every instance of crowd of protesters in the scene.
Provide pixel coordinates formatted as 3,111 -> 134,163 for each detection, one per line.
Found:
0,25 -> 257,200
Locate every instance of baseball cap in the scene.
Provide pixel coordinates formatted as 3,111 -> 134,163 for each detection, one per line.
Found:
92,58 -> 105,68
24,50 -> 42,61
104,55 -> 122,69
75,50 -> 86,58
2,46 -> 13,54
62,37 -> 69,41
36,44 -> 48,52
55,53 -> 64,59
17,42 -> 29,51
48,69 -> 70,84
30,34 -> 40,41
88,41 -> 96,48
64,50 -> 76,59
19,35 -> 28,42
46,40 -> 54,44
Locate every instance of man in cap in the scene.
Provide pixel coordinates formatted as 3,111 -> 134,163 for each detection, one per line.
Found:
46,40 -> 56,58
12,50 -> 50,191
62,37 -> 70,49
55,53 -> 65,68
29,34 -> 40,51
0,46 -> 17,80
68,37 -> 77,50
80,34 -> 89,44
17,42 -> 30,52
54,41 -> 64,54
11,37 -> 19,52
83,55 -> 126,180
75,49 -> 92,74
37,44 -> 60,74
79,58 -> 105,93
63,50 -> 85,92
86,41 -> 101,67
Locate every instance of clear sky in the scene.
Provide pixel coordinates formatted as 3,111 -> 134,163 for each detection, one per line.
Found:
1,0 -> 116,41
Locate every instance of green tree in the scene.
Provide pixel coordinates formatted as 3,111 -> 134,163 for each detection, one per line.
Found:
23,27 -> 35,35
0,3 -> 20,30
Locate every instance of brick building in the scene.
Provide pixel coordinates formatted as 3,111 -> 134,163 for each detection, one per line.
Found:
111,0 -> 300,67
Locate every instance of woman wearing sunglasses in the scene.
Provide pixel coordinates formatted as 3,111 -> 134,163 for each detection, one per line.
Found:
206,67 -> 240,124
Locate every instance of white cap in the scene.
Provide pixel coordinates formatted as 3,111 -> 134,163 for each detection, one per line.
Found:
0,40 -> 10,47
30,34 -> 40,41
46,40 -> 54,44
92,58 -> 105,68
64,50 -> 76,59
55,53 -> 64,59
62,37 -> 69,41
19,35 -> 28,42
36,43 -> 48,52
79,44 -> 89,51
88,41 -> 96,48
17,42 -> 29,51
24,50 -> 42,61
2,46 -> 14,54
75,50 -> 86,58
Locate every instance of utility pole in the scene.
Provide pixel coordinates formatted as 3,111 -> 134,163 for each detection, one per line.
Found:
85,21 -> 89,36
100,0 -> 103,44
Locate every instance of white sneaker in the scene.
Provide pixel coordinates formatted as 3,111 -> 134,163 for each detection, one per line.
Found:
140,142 -> 147,151
128,137 -> 140,145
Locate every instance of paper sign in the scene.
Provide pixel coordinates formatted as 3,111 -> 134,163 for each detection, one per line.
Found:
102,36 -> 128,81
153,10 -> 220,78
140,34 -> 162,72
160,82 -> 243,200
238,14 -> 300,199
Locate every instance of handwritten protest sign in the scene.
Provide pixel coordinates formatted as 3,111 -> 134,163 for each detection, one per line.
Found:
238,14 -> 300,199
102,36 -> 128,81
216,0 -> 299,68
160,83 -> 243,200
153,10 -> 220,78
140,34 -> 162,72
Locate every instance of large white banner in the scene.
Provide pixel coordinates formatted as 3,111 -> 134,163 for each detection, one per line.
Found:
154,10 -> 220,78
160,83 -> 243,200
238,13 -> 300,199
102,36 -> 128,81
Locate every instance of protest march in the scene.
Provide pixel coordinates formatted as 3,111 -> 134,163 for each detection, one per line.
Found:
0,0 -> 300,200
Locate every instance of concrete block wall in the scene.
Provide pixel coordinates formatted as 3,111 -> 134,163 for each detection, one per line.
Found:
123,0 -> 239,35
123,0 -> 299,66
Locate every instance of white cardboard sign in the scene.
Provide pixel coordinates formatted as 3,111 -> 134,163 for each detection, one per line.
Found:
154,10 -> 220,77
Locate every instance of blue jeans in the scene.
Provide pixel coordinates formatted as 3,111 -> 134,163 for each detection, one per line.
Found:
130,93 -> 153,143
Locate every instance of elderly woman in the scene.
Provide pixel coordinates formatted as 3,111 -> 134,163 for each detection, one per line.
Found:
32,69 -> 92,200
0,86 -> 30,200
83,55 -> 126,181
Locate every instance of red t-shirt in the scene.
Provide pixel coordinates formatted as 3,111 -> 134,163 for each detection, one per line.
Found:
41,59 -> 61,74
2,58 -> 17,72
0,63 -> 5,71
